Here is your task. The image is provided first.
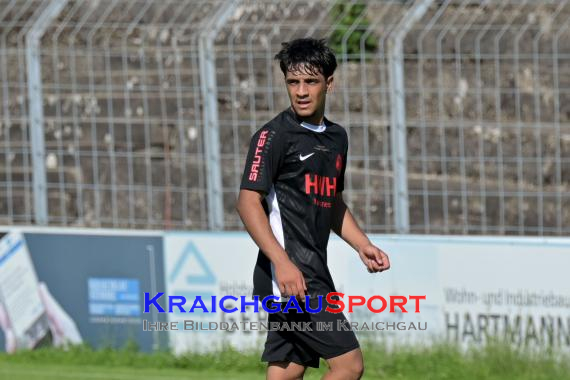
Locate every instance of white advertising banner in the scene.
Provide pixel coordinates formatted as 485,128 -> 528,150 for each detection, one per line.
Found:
327,236 -> 440,346
163,232 -> 264,353
163,233 -> 570,353
434,237 -> 570,349
0,231 -> 50,350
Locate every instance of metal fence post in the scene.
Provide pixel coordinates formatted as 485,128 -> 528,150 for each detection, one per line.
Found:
199,0 -> 240,231
388,0 -> 433,234
26,0 -> 68,225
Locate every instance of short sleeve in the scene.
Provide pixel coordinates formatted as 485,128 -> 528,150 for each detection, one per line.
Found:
336,132 -> 348,194
240,127 -> 284,194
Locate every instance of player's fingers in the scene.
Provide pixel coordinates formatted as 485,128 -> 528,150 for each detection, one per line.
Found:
369,258 -> 376,271
289,283 -> 299,298
279,283 -> 286,296
283,283 -> 292,298
369,248 -> 382,265
370,254 -> 383,271
295,283 -> 304,300
370,256 -> 377,270
380,251 -> 391,270
288,283 -> 299,300
295,280 -> 304,300
366,257 -> 378,272
362,247 -> 378,267
289,283 -> 297,297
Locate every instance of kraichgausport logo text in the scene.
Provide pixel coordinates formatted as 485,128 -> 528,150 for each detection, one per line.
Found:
144,292 -> 426,314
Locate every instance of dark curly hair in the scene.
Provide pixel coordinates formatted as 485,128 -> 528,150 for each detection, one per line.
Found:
274,38 -> 337,79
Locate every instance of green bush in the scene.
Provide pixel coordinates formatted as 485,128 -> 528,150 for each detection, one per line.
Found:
328,2 -> 378,60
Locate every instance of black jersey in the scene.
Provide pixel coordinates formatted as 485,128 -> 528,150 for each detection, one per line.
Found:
240,108 -> 348,300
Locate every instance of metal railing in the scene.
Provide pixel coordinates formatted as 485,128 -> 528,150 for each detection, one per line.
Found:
0,0 -> 569,235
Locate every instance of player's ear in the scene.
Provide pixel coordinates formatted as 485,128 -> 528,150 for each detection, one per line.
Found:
326,75 -> 334,93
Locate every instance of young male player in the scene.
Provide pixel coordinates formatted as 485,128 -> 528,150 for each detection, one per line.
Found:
236,38 -> 390,380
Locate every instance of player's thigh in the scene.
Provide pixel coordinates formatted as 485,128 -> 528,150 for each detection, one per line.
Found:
267,361 -> 307,380
325,348 -> 364,378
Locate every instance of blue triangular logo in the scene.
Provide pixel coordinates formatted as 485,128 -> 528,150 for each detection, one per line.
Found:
168,241 -> 216,285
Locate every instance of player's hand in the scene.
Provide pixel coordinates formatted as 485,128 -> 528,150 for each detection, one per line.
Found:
274,259 -> 307,301
358,244 -> 390,273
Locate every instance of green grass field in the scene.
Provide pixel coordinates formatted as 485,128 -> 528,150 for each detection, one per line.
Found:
0,363 -> 265,380
1,341 -> 569,380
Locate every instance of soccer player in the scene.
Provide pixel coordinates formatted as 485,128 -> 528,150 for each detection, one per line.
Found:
236,37 -> 390,380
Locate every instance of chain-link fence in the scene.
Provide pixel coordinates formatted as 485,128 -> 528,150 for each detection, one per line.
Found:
1,0 -> 569,235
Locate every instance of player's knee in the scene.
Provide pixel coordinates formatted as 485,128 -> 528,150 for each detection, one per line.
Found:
349,359 -> 364,379
331,359 -> 363,380
359,363 -> 365,378
267,361 -> 306,380
347,359 -> 365,379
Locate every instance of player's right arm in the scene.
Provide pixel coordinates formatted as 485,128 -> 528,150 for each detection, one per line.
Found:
236,189 -> 306,299
237,126 -> 306,300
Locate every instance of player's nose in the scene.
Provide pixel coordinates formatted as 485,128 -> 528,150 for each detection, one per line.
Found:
296,82 -> 309,97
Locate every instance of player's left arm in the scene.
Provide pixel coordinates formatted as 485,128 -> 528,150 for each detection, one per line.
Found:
331,192 -> 390,273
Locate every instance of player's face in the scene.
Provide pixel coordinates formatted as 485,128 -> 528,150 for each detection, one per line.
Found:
285,66 -> 333,125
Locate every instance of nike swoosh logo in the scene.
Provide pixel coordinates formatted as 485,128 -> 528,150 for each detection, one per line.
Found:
299,153 -> 315,161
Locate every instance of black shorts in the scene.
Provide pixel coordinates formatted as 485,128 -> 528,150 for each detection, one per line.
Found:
261,299 -> 360,368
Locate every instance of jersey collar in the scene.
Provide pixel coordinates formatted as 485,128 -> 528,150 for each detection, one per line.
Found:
285,107 -> 330,132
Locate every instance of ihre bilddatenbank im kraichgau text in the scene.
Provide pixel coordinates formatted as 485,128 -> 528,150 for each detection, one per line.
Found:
142,292 -> 428,332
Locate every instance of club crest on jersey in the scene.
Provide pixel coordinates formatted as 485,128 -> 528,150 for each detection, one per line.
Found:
336,154 -> 343,172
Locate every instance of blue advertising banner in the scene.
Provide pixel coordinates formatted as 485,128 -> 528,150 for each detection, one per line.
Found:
0,229 -> 168,353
